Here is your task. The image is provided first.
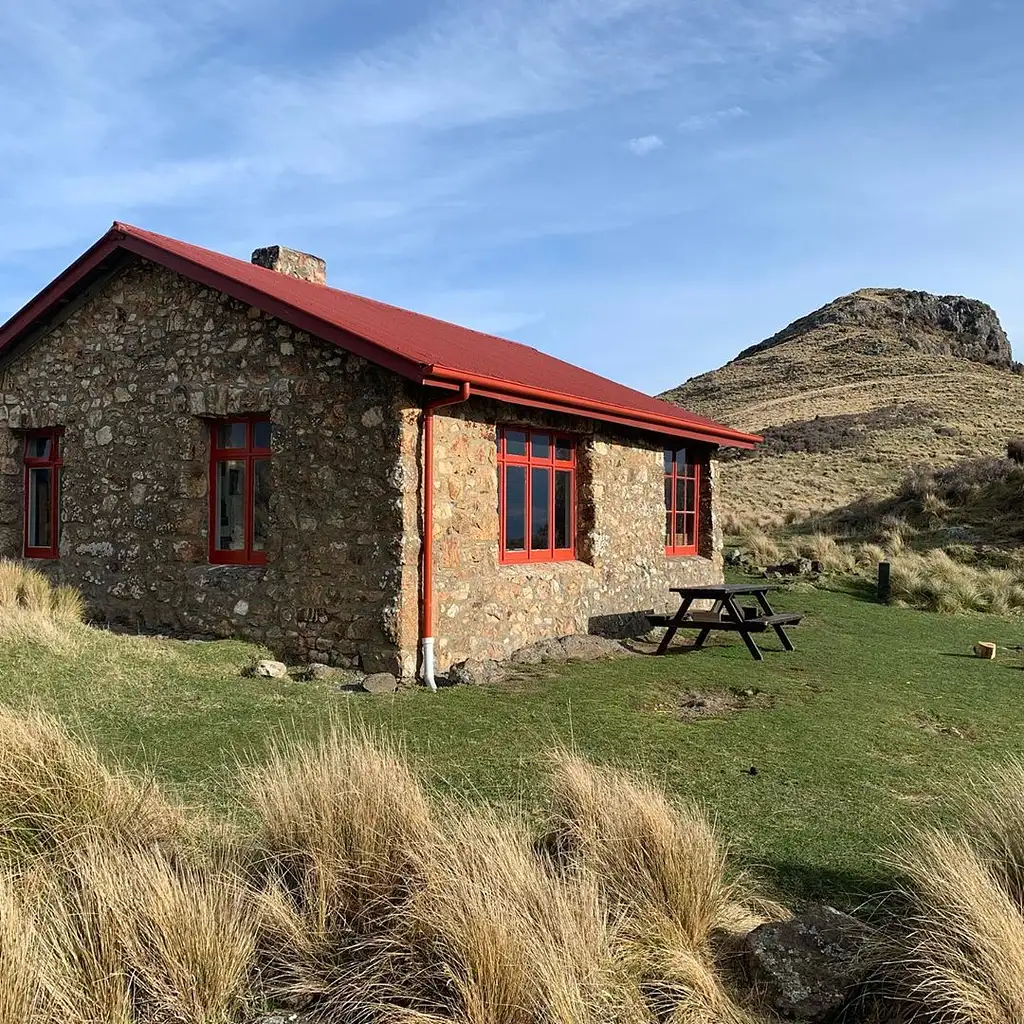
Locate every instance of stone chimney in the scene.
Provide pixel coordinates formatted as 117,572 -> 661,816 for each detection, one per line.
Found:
251,245 -> 327,286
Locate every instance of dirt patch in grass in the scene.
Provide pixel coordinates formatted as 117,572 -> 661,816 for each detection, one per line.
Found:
677,687 -> 774,720
911,711 -> 975,741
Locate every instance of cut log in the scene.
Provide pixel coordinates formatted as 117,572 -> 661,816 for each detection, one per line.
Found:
974,642 -> 997,660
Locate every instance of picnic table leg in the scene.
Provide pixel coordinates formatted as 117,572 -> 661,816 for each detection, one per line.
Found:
655,596 -> 694,655
723,597 -> 763,661
692,599 -> 722,650
754,591 -> 795,652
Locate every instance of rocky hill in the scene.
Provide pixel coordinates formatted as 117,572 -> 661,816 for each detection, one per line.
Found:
661,288 -> 1024,524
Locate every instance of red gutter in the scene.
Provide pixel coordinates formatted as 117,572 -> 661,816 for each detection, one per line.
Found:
424,367 -> 761,448
421,381 -> 472,688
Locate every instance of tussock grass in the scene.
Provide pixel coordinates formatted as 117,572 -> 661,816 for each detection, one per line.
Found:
0,872 -> 48,1024
544,753 -> 770,1023
246,726 -> 437,1012
888,549 -> 1024,615
0,560 -> 86,651
0,708 -> 185,859
403,811 -> 642,1024
882,762 -> 1024,1023
736,528 -> 781,567
0,711 -> 802,1023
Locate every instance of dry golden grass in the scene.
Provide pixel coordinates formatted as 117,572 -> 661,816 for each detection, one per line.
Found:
662,318 -> 1024,521
0,560 -> 87,652
884,763 -> 1024,1024
403,810 -> 643,1024
0,711 -> 806,1024
0,872 -> 48,1024
0,707 -> 186,859
888,549 -> 1024,615
544,753 -> 774,1024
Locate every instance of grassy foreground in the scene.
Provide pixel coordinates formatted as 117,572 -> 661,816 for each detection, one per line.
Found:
2,574 -> 1024,910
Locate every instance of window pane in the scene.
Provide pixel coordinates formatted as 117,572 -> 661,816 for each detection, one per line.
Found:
253,459 -> 271,551
664,476 -> 673,513
28,468 -> 51,548
675,447 -> 689,467
252,420 -> 272,450
666,511 -> 672,545
216,422 -> 247,449
685,474 -> 696,514
555,470 -> 572,549
531,432 -> 551,459
675,512 -> 689,544
684,514 -> 697,549
26,437 -> 51,459
663,449 -> 673,473
531,468 -> 550,550
555,438 -> 572,461
505,466 -> 526,550
216,460 -> 246,551
505,429 -> 527,456
676,474 -> 696,514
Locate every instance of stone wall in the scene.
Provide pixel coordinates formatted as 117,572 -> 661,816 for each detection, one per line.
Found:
0,257 -> 408,672
398,396 -> 723,671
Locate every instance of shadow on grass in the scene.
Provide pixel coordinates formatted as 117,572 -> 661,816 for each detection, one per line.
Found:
746,856 -> 904,922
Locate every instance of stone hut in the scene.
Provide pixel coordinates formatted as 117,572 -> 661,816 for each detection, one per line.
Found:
0,223 -> 758,681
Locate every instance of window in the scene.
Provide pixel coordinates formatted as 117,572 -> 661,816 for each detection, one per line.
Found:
665,447 -> 700,556
209,418 -> 271,564
23,429 -> 62,559
497,427 -> 576,563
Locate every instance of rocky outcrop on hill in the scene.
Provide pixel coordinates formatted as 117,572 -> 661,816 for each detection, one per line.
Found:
736,288 -> 1013,368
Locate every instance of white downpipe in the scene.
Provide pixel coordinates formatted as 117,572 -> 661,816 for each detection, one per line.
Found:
422,636 -> 437,691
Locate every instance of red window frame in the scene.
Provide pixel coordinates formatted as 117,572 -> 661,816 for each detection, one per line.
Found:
208,417 -> 271,565
23,428 -> 63,560
497,426 -> 576,564
665,448 -> 700,556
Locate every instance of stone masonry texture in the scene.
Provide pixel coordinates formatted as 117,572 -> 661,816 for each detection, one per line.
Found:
0,255 -> 724,677
0,257 -> 408,674
395,397 -> 723,672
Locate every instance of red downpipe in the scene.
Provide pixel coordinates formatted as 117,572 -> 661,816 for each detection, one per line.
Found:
421,381 -> 471,688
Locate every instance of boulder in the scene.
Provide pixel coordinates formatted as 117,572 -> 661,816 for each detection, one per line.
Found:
254,659 -> 288,679
743,905 -> 874,1022
448,658 -> 500,686
767,557 -> 816,577
361,672 -> 399,695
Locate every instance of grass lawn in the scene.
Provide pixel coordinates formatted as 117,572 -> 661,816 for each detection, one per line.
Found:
2,577 -> 1023,912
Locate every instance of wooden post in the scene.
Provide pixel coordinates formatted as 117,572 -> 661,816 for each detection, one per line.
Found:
877,561 -> 892,603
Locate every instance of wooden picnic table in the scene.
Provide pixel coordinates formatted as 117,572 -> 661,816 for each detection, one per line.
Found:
652,583 -> 803,661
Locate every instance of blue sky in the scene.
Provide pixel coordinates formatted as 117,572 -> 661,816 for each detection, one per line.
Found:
1,0 -> 1022,394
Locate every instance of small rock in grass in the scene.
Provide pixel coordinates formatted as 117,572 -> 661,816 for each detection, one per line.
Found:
253,659 -> 287,679
361,672 -> 399,695
303,663 -> 342,681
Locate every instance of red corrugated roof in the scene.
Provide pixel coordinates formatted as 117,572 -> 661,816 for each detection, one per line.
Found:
0,222 -> 758,447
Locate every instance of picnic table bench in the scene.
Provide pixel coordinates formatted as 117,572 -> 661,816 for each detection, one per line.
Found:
650,583 -> 803,662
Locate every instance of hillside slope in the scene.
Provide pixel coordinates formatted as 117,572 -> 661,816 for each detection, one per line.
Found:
661,289 -> 1024,523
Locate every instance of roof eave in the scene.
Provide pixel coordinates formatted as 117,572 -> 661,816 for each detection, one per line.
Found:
423,369 -> 760,448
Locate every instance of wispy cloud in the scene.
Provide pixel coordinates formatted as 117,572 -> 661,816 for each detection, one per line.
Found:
627,134 -> 665,156
679,106 -> 748,132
